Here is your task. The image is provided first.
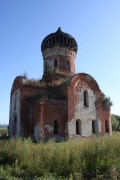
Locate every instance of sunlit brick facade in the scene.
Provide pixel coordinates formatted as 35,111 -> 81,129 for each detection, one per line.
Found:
9,28 -> 112,141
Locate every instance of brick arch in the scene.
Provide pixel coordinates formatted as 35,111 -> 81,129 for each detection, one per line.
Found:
67,73 -> 100,91
11,76 -> 25,93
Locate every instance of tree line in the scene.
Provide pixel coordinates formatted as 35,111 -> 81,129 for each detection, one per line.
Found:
112,114 -> 120,131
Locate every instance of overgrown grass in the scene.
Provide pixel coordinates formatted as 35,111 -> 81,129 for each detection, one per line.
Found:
0,133 -> 120,179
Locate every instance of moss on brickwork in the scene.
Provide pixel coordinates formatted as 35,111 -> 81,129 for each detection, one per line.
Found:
27,87 -> 66,103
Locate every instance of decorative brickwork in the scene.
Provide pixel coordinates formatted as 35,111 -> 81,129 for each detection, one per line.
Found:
9,28 -> 112,141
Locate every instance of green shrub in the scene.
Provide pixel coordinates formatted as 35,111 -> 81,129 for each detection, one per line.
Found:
0,129 -> 8,140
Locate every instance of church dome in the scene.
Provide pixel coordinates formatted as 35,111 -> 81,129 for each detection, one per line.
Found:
41,27 -> 78,52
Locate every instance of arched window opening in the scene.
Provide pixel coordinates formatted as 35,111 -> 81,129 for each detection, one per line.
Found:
54,120 -> 58,135
48,38 -> 52,46
67,38 -> 70,47
76,119 -> 81,135
70,39 -> 73,47
46,39 -> 49,45
92,120 -> 96,134
84,90 -> 89,107
60,36 -> 63,45
66,61 -> 70,72
54,60 -> 58,69
105,120 -> 109,133
64,37 -> 67,46
52,37 -> 55,45
56,36 -> 59,43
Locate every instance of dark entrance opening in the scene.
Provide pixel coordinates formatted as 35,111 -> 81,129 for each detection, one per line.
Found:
54,120 -> 58,135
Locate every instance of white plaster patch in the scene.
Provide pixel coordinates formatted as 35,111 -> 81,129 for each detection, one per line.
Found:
9,89 -> 21,137
22,78 -> 28,84
45,58 -> 54,71
98,119 -> 101,133
68,119 -> 76,135
74,80 -> 80,90
75,88 -> 97,137
34,122 -> 40,142
68,87 -> 99,138
43,47 -> 76,59
44,125 -> 53,132
82,120 -> 92,136
64,122 -> 68,134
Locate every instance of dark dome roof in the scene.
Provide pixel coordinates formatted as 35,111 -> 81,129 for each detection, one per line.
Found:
41,27 -> 78,52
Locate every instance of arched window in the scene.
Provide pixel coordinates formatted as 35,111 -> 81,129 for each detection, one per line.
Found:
105,120 -> 109,133
66,61 -> 70,72
54,60 -> 58,69
76,119 -> 81,135
52,37 -> 55,45
64,37 -> 67,45
67,38 -> 70,47
84,90 -> 89,107
48,38 -> 52,46
92,120 -> 96,134
54,120 -> 58,135
56,36 -> 59,43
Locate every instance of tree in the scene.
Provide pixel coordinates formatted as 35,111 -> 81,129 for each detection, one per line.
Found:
111,114 -> 120,131
112,114 -> 119,131
102,92 -> 113,109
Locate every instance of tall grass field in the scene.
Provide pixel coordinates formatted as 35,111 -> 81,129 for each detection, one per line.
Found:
0,133 -> 120,179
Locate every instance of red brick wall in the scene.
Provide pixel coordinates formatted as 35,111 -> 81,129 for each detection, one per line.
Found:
43,48 -> 76,83
10,73 -> 112,139
11,76 -> 25,94
67,73 -> 100,121
34,99 -> 67,141
98,108 -> 112,136
20,85 -> 46,136
67,73 -> 112,136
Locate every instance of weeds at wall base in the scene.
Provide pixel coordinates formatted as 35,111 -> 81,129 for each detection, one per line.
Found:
0,133 -> 120,179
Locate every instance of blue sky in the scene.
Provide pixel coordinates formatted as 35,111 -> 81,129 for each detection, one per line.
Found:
0,0 -> 120,124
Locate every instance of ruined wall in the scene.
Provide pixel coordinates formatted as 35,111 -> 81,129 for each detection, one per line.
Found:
9,73 -> 112,140
68,86 -> 97,138
67,73 -> 112,139
9,27 -> 112,141
42,47 -> 76,76
98,108 -> 112,136
20,85 -> 46,136
67,74 -> 102,139
9,89 -> 21,137
33,99 -> 67,141
11,76 -> 26,93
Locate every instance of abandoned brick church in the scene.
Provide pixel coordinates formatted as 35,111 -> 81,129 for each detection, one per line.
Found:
9,28 -> 112,141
